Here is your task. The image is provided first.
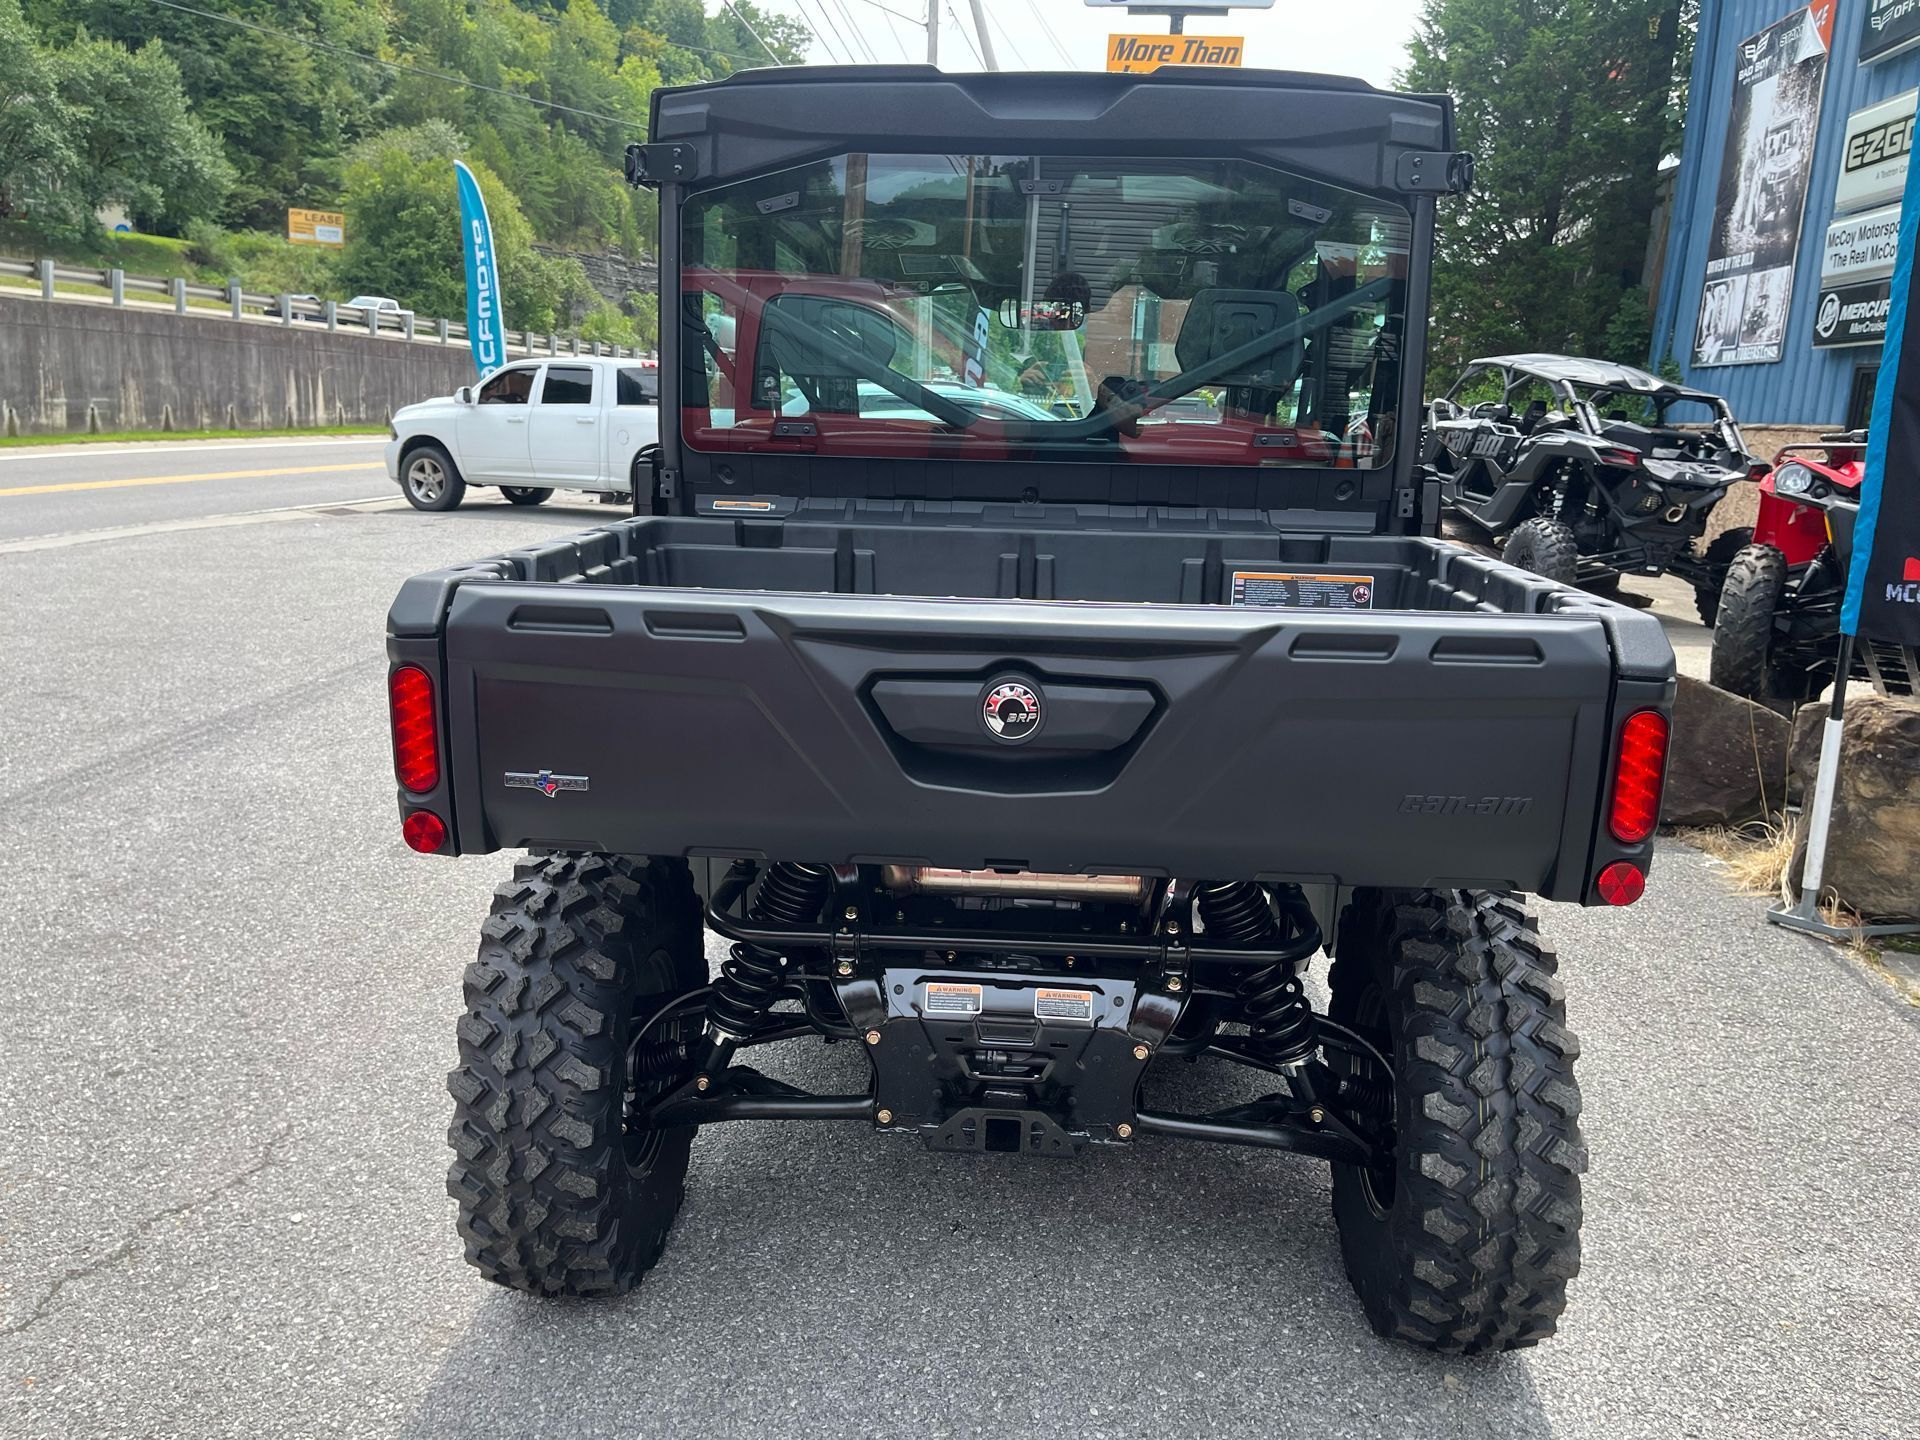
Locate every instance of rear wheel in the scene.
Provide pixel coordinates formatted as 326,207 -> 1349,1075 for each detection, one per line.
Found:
1709,544 -> 1788,701
1692,526 -> 1755,625
402,443 -> 466,512
447,854 -> 706,1296
1327,888 -> 1584,1353
500,486 -> 553,506
1501,517 -> 1580,585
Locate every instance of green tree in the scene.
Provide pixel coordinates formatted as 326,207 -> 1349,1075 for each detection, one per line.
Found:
0,0 -> 73,223
1402,0 -> 1691,383
54,37 -> 233,234
337,121 -> 587,331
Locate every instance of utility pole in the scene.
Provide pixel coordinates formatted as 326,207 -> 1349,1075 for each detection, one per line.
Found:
966,0 -> 999,68
926,0 -> 938,63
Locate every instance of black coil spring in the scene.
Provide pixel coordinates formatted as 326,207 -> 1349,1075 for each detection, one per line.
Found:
1196,881 -> 1318,1066
707,862 -> 830,1037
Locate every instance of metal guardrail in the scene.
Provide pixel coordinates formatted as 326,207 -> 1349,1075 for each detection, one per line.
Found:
0,255 -> 654,362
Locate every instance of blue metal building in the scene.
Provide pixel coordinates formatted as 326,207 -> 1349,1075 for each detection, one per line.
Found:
1652,0 -> 1920,428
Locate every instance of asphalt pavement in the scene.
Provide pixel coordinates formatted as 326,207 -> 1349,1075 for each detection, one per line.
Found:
1,441 -> 1916,1440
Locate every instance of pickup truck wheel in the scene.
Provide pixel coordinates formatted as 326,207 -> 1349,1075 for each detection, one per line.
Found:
1327,889 -> 1584,1354
1709,543 -> 1787,701
402,444 -> 466,512
500,486 -> 553,506
1500,517 -> 1580,585
447,853 -> 705,1296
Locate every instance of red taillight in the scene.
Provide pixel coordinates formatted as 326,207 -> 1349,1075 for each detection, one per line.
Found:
389,665 -> 439,793
402,809 -> 447,853
1608,708 -> 1669,844
1595,860 -> 1645,906
1602,447 -> 1642,467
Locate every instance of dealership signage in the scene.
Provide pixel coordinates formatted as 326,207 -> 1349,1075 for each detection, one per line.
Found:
1694,4 -> 1834,367
1813,278 -> 1894,346
1822,202 -> 1904,284
1859,0 -> 1920,65
1106,32 -> 1243,71
1836,89 -> 1915,211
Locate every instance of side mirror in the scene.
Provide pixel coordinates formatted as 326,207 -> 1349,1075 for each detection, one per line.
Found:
454,386 -> 473,405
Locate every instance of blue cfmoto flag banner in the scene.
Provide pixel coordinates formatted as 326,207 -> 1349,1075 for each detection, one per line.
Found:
1841,133 -> 1920,646
454,160 -> 504,379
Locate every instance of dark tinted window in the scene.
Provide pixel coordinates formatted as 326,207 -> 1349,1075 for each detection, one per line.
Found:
477,368 -> 535,404
617,367 -> 657,406
540,366 -> 594,405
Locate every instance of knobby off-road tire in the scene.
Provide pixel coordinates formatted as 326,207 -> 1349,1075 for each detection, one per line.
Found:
1709,543 -> 1787,702
1327,889 -> 1585,1353
1693,526 -> 1754,625
402,442 -> 466,512
1501,517 -> 1580,586
448,853 -> 706,1296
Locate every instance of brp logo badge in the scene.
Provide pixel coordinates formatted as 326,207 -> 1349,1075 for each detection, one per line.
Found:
981,677 -> 1044,744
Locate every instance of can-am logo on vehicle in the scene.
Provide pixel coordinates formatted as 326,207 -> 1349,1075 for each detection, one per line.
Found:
1399,794 -> 1533,817
505,769 -> 590,797
980,678 -> 1044,744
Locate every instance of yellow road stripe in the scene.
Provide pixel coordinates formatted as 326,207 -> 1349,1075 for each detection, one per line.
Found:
0,462 -> 384,497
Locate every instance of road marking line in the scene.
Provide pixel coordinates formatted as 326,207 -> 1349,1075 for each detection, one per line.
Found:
0,436 -> 387,462
0,495 -> 405,552
0,462 -> 386,497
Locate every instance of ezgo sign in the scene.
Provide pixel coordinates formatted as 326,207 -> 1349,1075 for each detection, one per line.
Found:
1107,32 -> 1244,72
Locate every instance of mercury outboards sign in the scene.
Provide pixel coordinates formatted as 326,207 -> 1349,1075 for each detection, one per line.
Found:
1814,279 -> 1894,347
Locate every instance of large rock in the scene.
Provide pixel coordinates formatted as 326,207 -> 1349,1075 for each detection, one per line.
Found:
1661,674 -> 1795,827
1788,695 -> 1920,921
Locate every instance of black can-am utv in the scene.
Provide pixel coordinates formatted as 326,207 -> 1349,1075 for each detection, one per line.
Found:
388,66 -> 1677,1354
1424,354 -> 1759,616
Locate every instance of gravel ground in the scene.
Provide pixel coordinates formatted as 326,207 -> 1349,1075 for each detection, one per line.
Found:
1,478 -> 1916,1439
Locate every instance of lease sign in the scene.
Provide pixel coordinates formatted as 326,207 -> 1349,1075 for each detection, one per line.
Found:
1106,33 -> 1244,73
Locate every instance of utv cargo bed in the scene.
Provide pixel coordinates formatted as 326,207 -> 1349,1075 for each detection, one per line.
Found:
389,504 -> 1670,902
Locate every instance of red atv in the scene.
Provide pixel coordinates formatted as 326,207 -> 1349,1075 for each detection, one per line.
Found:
1710,431 -> 1918,703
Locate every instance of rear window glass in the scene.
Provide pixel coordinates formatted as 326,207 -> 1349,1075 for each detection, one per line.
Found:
680,152 -> 1410,470
541,367 -> 594,405
617,367 -> 656,406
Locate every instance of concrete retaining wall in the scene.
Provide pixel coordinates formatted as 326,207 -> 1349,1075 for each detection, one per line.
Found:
0,293 -> 480,434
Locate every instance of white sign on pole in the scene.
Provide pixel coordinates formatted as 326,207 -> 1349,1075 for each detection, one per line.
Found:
1836,88 -> 1916,215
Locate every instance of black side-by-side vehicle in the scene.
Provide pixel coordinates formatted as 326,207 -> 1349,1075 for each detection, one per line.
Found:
388,66 -> 1676,1354
1425,354 -> 1759,617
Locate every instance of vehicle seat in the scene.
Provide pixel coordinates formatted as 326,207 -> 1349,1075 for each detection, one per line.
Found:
1517,399 -> 1549,435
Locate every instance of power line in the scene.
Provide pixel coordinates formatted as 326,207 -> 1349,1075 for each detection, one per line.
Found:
825,0 -> 879,62
945,2 -> 983,66
982,4 -> 1029,69
847,0 -> 925,27
718,0 -> 794,64
789,0 -> 854,63
1023,0 -> 1075,67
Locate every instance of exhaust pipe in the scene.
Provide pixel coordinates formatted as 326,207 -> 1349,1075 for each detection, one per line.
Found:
880,865 -> 1150,902
1663,503 -> 1690,524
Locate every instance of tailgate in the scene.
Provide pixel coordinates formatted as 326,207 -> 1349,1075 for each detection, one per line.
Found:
430,585 -> 1639,901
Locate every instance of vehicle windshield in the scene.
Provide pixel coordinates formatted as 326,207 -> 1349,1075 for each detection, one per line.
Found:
681,153 -> 1410,468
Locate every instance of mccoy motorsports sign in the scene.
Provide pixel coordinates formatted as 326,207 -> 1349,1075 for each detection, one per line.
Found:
1816,90 -> 1915,349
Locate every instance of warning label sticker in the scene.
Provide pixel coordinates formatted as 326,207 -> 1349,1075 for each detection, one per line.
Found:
1229,571 -> 1375,609
1034,987 -> 1095,1023
924,981 -> 984,1017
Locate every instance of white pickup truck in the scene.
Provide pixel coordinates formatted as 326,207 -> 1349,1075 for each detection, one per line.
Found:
386,355 -> 660,511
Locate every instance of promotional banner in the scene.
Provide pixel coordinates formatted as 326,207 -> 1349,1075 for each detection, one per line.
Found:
1693,4 -> 1833,367
1859,0 -> 1920,66
1840,141 -> 1920,647
454,160 -> 504,378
